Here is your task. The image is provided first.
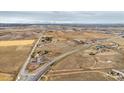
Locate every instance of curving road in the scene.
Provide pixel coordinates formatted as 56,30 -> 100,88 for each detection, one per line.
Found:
16,36 -> 120,81
16,44 -> 90,81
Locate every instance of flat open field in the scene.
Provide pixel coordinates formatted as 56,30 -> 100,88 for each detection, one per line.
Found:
0,40 -> 35,46
0,73 -> 14,81
44,31 -> 113,40
44,71 -> 116,81
0,40 -> 35,80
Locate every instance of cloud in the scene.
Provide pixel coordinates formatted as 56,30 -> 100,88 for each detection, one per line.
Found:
0,11 -> 124,24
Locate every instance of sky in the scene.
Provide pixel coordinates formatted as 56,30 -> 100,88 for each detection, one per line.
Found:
0,11 -> 124,24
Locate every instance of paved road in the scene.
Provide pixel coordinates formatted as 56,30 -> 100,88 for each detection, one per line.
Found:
16,36 -> 119,81
16,33 -> 43,81
16,44 -> 90,81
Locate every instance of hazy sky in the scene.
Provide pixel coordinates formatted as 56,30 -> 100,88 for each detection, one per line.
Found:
0,11 -> 124,24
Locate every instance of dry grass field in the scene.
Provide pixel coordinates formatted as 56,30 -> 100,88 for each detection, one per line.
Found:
0,73 -> 14,81
44,46 -> 124,80
0,26 -> 123,81
41,31 -> 124,81
44,71 -> 116,81
0,40 -> 35,46
0,40 -> 35,80
44,31 -> 113,40
110,37 -> 124,46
